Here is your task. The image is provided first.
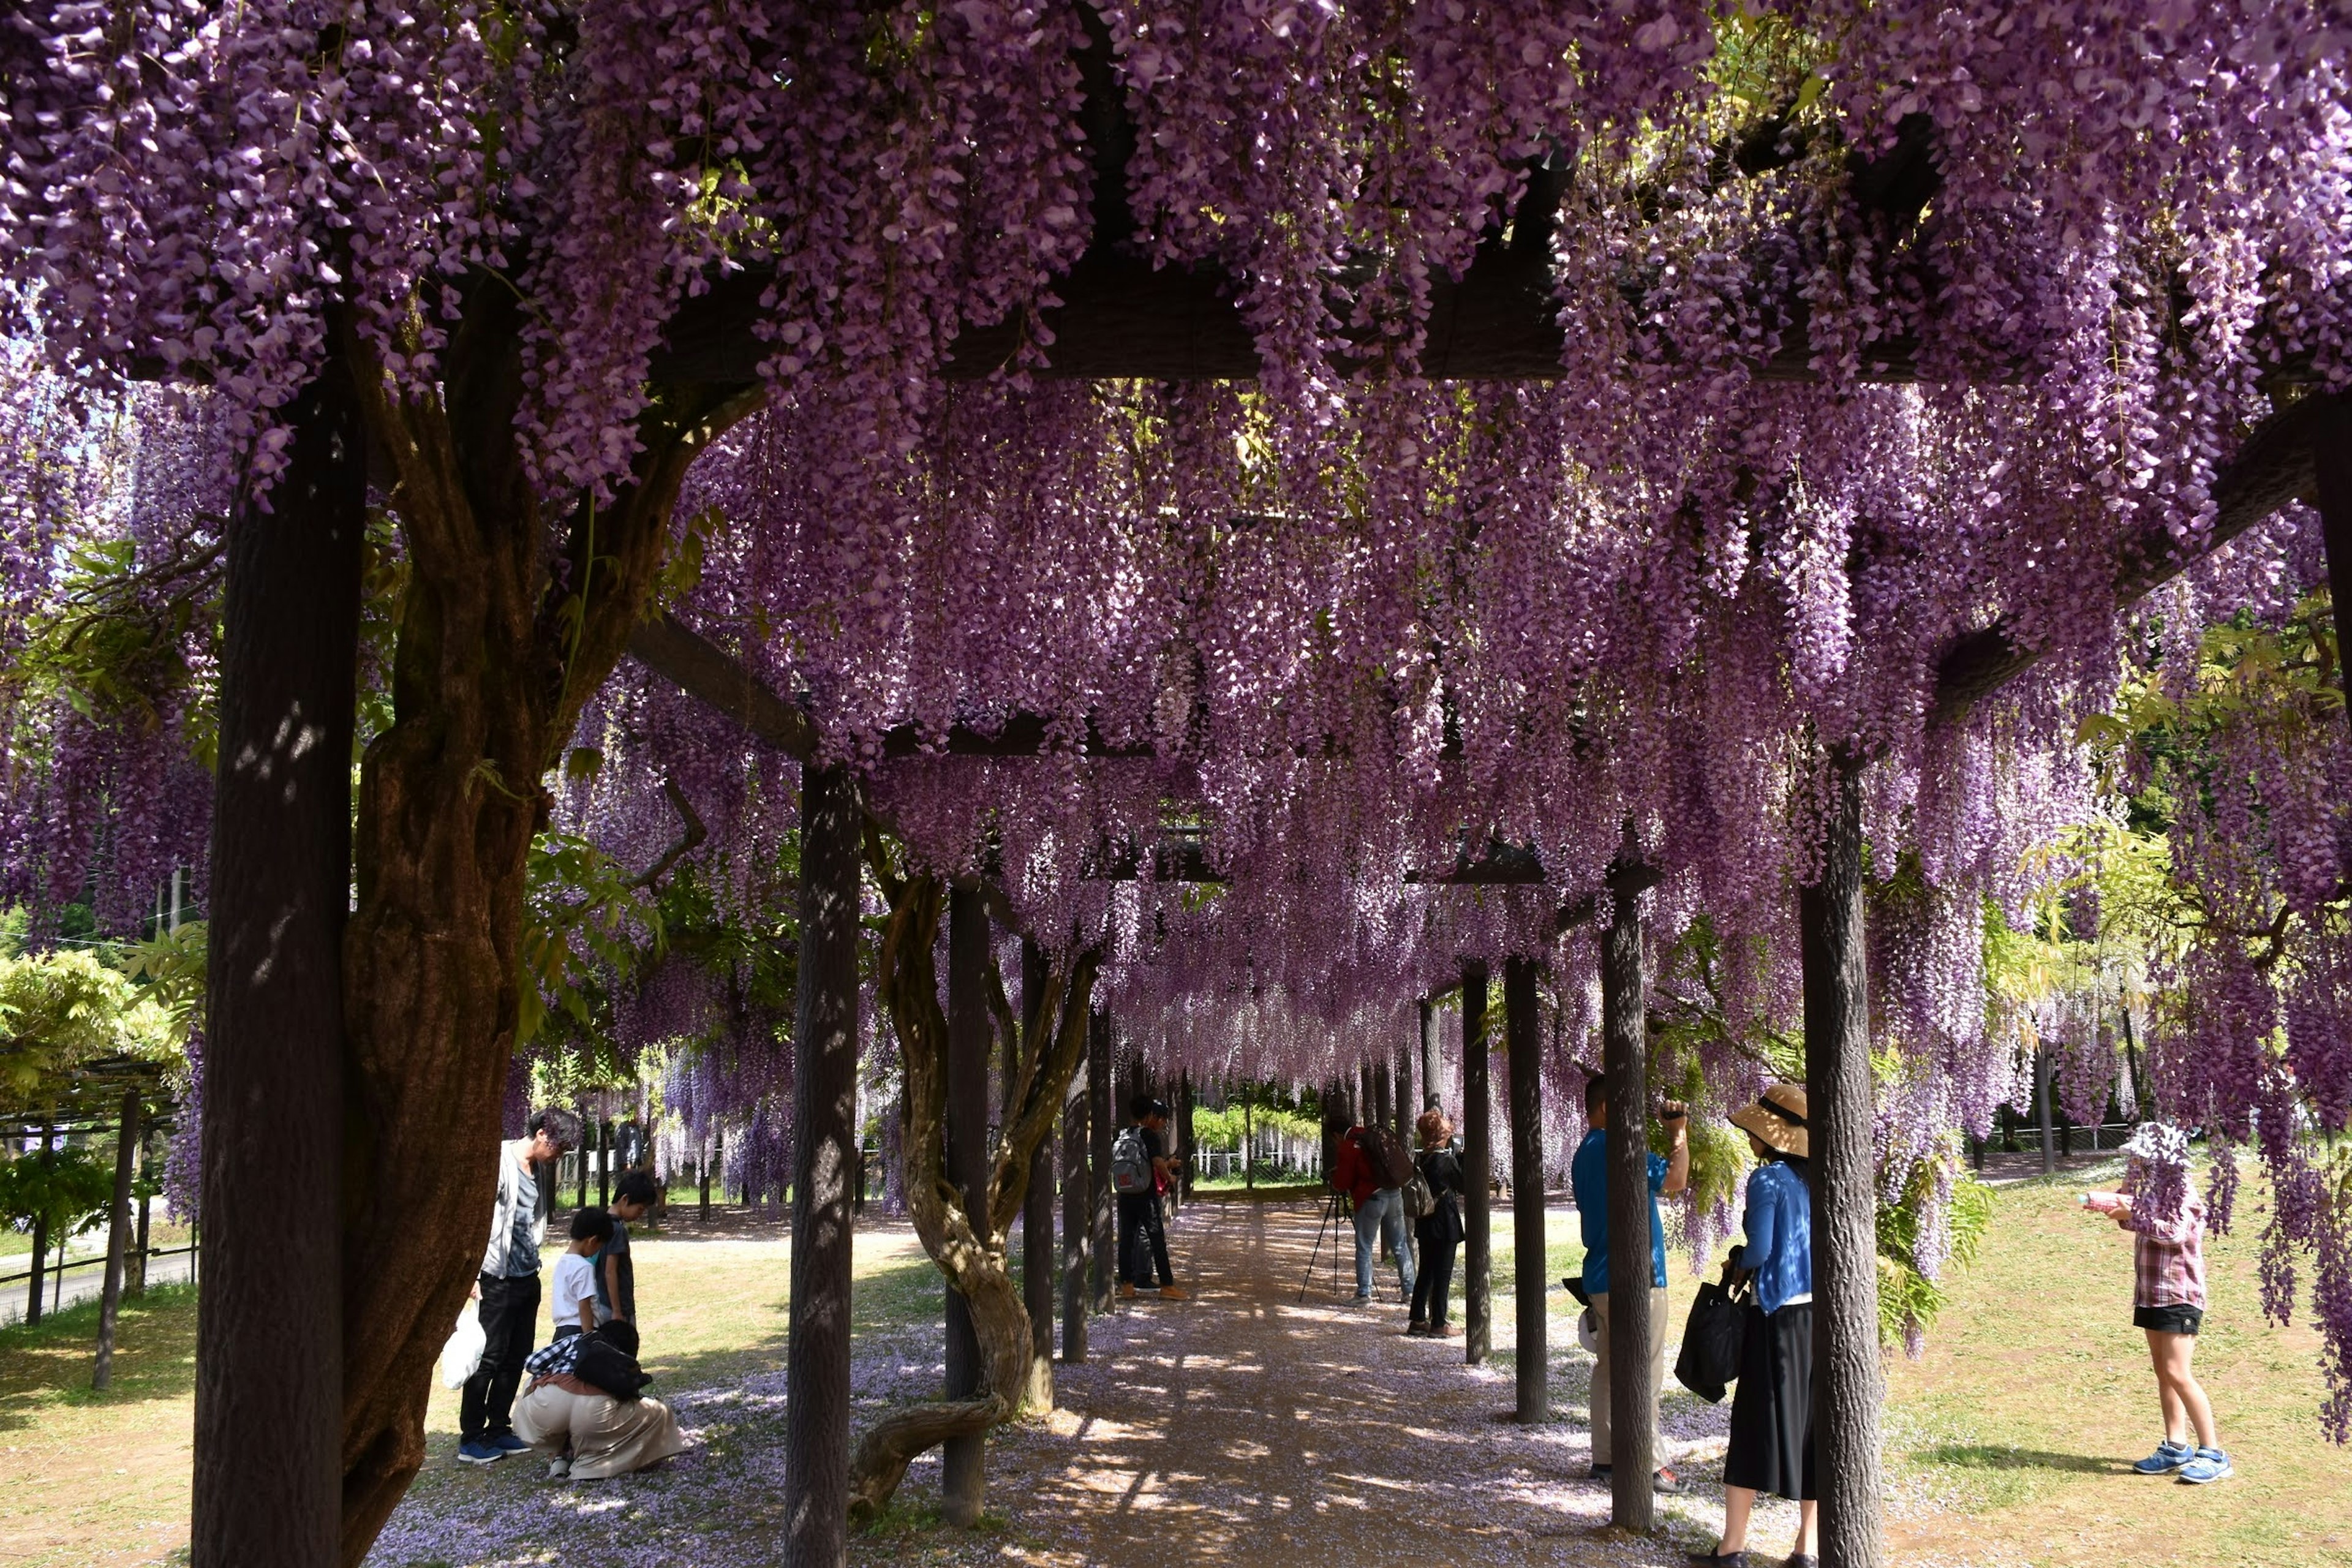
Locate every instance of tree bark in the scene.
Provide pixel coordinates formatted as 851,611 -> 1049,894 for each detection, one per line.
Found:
1177,1069 -> 1195,1204
848,864 -> 1101,1524
785,765 -> 864,1567
1089,1009 -> 1114,1311
195,361 -> 364,1568
941,887 -> 992,1523
1420,998 -> 1442,1113
1021,941 -> 1057,1401
1061,1044 -> 1090,1362
132,1125 -> 154,1297
1394,1042 -> 1415,1147
1461,960 -> 1493,1365
94,1088 -> 143,1390
2312,394 -> 2351,742
331,293 -> 761,1561
1804,750 -> 1884,1568
1602,855 -> 1661,1532
1505,956 -> 1548,1423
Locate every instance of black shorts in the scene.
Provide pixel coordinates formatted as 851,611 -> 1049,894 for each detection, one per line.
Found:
2133,1303 -> 2204,1336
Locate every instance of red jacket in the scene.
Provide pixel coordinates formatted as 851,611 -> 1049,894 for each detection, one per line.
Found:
1331,1128 -> 1379,1205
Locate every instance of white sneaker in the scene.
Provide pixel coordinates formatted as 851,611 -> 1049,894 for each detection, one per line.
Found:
546,1457 -> 571,1480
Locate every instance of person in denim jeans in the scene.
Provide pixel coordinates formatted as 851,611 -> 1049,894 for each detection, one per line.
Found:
1330,1109 -> 1415,1306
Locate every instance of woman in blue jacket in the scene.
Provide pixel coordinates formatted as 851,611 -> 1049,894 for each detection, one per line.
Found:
1692,1084 -> 1817,1568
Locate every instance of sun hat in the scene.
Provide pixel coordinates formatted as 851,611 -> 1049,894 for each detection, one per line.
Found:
1728,1084 -> 1810,1160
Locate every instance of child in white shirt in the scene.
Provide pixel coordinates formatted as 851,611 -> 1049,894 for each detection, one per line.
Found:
551,1208 -> 614,1339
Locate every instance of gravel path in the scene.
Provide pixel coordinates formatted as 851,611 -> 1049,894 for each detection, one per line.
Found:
982,1197 -> 1809,1567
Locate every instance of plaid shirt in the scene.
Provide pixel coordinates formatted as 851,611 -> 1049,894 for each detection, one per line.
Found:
2122,1188 -> 2207,1310
524,1334 -> 584,1379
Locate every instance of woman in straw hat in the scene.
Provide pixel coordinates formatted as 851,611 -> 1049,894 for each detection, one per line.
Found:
1691,1083 -> 1817,1568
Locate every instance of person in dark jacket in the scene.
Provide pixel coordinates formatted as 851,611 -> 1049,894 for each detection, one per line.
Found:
1691,1082 -> 1817,1568
1406,1109 -> 1465,1338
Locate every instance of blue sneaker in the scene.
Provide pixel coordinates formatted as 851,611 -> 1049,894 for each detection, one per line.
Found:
2132,1439 -> 2193,1475
456,1440 -> 506,1466
489,1432 -> 532,1454
2177,1447 -> 2233,1484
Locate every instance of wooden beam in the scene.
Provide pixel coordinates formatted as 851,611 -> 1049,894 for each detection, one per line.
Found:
1930,394 -> 2326,723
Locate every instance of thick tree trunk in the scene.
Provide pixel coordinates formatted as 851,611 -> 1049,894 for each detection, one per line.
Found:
2314,395 -> 2351,741
848,868 -> 1101,1524
195,361 -> 364,1568
1505,956 -> 1548,1423
1420,998 -> 1442,1112
1602,856 -> 1660,1532
1061,1047 -> 1090,1361
93,1088 -> 143,1390
941,888 -> 992,1523
1804,751 -> 1884,1568
786,766 -> 864,1567
1089,1010 -> 1114,1311
1021,942 -> 1056,1403
332,299 -> 759,1562
1461,960 -> 1493,1365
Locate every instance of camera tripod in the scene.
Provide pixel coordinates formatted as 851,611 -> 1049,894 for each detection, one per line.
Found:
1297,1189 -> 1351,1302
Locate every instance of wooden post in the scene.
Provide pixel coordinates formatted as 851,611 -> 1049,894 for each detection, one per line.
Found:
192,360 -> 363,1568
941,886 -> 990,1523
699,1142 -> 712,1222
1505,956 -> 1548,1424
1420,998 -> 1442,1112
1394,1042 -> 1415,1147
1602,854 -> 1660,1531
1088,1009 -> 1114,1311
2035,1049 -> 2054,1177
1020,941 -> 1056,1397
1242,1088 -> 1255,1191
1061,1040 -> 1090,1362
1804,749 -> 1884,1568
2315,394 -> 2352,743
575,1100 -> 590,1212
1461,960 -> 1493,1366
94,1088 -> 143,1389
131,1124 -> 154,1297
1177,1070 -> 1196,1203
1373,1061 -> 1393,1140
784,763 -> 863,1568
24,1116 -> 52,1326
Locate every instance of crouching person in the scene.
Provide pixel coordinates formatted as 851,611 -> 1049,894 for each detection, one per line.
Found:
513,1320 -> 687,1481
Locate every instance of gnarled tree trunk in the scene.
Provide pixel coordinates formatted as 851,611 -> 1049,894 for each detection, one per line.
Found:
331,296 -> 761,1561
850,864 -> 1100,1524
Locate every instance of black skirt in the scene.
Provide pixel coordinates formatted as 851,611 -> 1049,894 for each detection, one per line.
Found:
1723,1301 -> 1815,1501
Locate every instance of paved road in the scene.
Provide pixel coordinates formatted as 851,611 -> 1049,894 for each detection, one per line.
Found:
2,1247 -> 194,1327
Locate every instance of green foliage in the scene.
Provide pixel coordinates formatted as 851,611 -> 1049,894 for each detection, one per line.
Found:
516,831 -> 667,1050
1189,1101 -> 1319,1149
117,919 -> 208,1047
0,948 -> 178,1115
0,1140 -> 116,1241
1879,1153 -> 1994,1349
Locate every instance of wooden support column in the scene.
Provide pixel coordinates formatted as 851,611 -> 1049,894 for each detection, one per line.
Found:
94,1088 -> 143,1390
1461,960 -> 1493,1365
1088,1009 -> 1114,1311
1420,998 -> 1442,1111
1373,1062 -> 1393,1139
1061,1038 -> 1090,1360
193,361 -> 363,1568
1804,751 -> 1884,1568
1177,1070 -> 1196,1202
1393,1041 -> 1415,1145
785,763 -> 863,1568
1505,956 -> 1548,1423
941,887 -> 991,1523
2316,394 -> 2351,742
1602,854 -> 1661,1532
24,1116 -> 52,1325
1020,941 -> 1055,1399
132,1124 -> 155,1297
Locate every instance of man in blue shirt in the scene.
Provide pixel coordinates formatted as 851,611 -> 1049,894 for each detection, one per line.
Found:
1569,1073 -> 1689,1488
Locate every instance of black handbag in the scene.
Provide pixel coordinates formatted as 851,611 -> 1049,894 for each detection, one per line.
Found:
1673,1265 -> 1753,1404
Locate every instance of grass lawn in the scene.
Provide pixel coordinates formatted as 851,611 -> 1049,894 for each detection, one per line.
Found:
5,1172 -> 2350,1567
1883,1160 -> 2352,1568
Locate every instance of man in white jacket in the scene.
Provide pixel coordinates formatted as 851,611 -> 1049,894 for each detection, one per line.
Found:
459,1107 -> 582,1465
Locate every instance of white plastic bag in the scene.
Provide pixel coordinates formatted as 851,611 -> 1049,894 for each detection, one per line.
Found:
439,1305 -> 486,1390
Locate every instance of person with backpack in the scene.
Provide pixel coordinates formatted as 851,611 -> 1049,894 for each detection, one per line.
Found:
1115,1097 -> 1189,1300
512,1319 -> 687,1481
1406,1108 -> 1464,1337
1330,1098 -> 1417,1308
